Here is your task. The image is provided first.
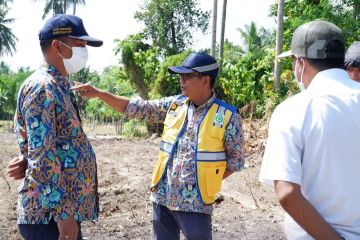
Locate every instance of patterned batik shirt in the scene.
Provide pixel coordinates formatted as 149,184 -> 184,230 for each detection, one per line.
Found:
124,93 -> 245,214
14,64 -> 98,224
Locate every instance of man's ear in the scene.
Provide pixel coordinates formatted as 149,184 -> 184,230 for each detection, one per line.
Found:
51,39 -> 61,54
202,75 -> 211,87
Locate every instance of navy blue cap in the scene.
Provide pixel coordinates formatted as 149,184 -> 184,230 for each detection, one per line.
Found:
168,52 -> 219,79
38,14 -> 103,47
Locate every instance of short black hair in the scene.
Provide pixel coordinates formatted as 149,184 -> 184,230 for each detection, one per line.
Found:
195,71 -> 217,89
305,40 -> 345,71
203,69 -> 218,89
40,39 -> 54,53
39,36 -> 69,53
209,69 -> 218,89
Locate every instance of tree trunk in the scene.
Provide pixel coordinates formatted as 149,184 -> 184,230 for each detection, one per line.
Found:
274,0 -> 284,91
219,0 -> 227,69
354,1 -> 360,21
73,3 -> 76,15
64,0 -> 67,13
170,11 -> 177,52
211,0 -> 218,57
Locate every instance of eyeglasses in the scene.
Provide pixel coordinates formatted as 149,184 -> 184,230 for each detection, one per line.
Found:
179,73 -> 202,81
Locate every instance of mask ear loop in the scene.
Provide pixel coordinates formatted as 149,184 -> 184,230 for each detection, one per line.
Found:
300,58 -> 305,85
57,40 -> 73,60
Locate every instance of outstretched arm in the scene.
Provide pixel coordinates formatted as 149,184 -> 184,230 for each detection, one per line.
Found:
71,82 -> 129,113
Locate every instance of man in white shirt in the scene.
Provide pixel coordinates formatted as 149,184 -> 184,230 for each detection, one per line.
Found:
259,20 -> 360,240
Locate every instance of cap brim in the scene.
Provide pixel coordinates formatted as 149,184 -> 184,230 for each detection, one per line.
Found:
168,66 -> 195,74
278,50 -> 292,58
70,35 -> 103,47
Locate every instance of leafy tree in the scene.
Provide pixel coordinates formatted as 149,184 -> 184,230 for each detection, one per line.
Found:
238,22 -> 272,53
71,66 -> 100,85
70,67 -> 100,115
0,66 -> 32,115
0,0 -> 13,8
134,0 -> 210,56
153,50 -> 190,98
114,34 -> 159,100
0,6 -> 17,57
0,61 -> 10,74
216,23 -> 282,117
83,66 -> 134,121
34,0 -> 86,19
270,0 -> 360,50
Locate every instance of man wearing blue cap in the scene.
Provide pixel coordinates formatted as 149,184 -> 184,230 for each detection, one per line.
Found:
7,14 -> 103,240
72,52 -> 245,239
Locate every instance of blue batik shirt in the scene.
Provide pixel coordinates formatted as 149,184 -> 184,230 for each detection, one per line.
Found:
14,64 -> 98,224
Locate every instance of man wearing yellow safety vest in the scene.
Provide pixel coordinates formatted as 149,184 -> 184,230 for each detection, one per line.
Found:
72,52 -> 245,240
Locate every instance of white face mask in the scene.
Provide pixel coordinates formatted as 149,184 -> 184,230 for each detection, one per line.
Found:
59,41 -> 88,74
295,57 -> 306,91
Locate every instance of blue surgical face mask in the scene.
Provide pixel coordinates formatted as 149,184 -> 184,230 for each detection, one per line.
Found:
58,41 -> 88,74
295,57 -> 306,91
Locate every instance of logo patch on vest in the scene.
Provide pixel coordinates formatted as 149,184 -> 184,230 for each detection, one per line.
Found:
213,106 -> 226,128
168,103 -> 178,116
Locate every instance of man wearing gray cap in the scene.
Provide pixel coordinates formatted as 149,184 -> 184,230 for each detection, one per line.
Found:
7,14 -> 103,240
259,20 -> 360,239
345,41 -> 360,82
72,52 -> 245,239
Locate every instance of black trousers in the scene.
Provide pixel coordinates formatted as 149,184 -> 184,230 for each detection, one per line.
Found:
18,218 -> 82,240
152,202 -> 212,240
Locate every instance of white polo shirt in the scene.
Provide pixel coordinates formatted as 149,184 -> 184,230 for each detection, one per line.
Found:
259,69 -> 360,240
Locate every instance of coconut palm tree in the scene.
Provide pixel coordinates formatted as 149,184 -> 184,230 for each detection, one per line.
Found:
34,0 -> 86,19
211,0 -> 217,57
0,8 -> 17,57
238,22 -> 271,53
72,0 -> 85,15
219,0 -> 227,66
0,0 -> 13,8
274,0 -> 285,91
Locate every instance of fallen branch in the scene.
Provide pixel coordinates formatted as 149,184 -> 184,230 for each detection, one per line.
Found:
0,169 -> 11,192
243,171 -> 260,210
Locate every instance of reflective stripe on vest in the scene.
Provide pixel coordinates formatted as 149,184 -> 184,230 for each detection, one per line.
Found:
160,141 -> 173,154
197,151 -> 226,161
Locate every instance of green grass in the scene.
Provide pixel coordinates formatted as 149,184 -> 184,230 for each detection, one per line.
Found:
0,120 -> 13,133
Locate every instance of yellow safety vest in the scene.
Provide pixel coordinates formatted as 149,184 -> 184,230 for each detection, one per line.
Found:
150,96 -> 236,204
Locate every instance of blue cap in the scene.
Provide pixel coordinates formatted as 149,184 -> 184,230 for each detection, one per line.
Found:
38,14 -> 103,47
168,52 -> 219,79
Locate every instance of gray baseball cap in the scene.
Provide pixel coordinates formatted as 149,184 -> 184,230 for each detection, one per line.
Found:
278,20 -> 344,59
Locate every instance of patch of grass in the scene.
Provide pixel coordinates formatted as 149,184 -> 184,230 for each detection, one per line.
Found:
0,120 -> 13,133
122,119 -> 149,138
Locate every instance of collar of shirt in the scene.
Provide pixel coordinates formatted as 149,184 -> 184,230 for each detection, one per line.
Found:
188,92 -> 216,112
307,68 -> 360,96
40,63 -> 72,94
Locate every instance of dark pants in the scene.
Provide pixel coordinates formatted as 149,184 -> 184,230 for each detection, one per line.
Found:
152,202 -> 212,240
18,218 -> 82,240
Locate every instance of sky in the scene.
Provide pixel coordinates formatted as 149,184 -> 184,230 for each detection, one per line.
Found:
2,0 -> 277,73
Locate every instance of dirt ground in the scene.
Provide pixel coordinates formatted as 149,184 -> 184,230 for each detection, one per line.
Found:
0,120 -> 285,240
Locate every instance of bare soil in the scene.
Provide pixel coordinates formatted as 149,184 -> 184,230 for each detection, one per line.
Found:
0,120 -> 285,240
